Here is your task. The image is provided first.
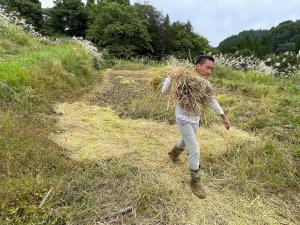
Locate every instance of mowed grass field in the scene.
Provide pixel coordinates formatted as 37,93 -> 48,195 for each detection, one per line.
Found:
0,19 -> 299,224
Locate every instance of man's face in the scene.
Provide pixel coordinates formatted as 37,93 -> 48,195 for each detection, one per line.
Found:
195,59 -> 214,79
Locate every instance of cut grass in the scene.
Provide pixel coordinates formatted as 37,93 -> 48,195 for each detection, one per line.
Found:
111,59 -> 158,71
91,66 -> 299,193
49,101 -> 300,224
90,69 -> 175,123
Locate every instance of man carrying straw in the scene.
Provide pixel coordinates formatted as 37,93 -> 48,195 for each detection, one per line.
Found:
161,55 -> 231,199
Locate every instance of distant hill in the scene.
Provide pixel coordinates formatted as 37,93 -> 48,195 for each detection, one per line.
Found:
218,20 -> 300,57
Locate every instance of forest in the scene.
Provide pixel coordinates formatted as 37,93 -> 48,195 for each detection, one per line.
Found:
218,20 -> 300,57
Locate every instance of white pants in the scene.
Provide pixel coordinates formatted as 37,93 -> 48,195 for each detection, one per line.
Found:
175,118 -> 200,171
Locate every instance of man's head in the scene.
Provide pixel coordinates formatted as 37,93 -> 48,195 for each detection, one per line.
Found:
195,55 -> 214,79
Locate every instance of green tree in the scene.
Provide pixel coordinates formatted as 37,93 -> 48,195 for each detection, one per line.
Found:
134,3 -> 165,58
260,32 -> 273,56
218,20 -> 300,57
160,14 -> 173,56
277,42 -> 295,52
218,30 -> 270,57
86,0 -> 95,8
87,1 -> 152,58
105,0 -> 130,5
271,20 -> 300,54
0,0 -> 43,30
48,0 -> 88,37
169,21 -> 210,59
86,0 -> 95,6
295,35 -> 300,52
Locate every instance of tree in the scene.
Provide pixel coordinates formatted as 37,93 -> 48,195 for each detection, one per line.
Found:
168,21 -> 210,59
160,14 -> 173,56
134,3 -> 165,58
87,1 -> 152,58
295,35 -> 300,52
48,0 -> 88,37
105,0 -> 130,5
0,0 -> 43,30
134,2 -> 210,59
186,20 -> 192,32
271,20 -> 300,54
86,0 -> 95,7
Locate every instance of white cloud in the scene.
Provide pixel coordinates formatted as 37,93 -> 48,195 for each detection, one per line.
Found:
40,0 -> 54,8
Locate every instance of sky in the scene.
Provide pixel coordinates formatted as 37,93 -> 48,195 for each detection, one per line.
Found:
40,0 -> 300,47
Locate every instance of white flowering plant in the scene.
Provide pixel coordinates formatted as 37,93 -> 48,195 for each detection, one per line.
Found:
264,51 -> 300,77
210,51 -> 300,78
72,37 -> 107,70
0,5 -> 42,39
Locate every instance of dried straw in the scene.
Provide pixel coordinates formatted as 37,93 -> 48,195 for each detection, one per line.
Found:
167,66 -> 213,115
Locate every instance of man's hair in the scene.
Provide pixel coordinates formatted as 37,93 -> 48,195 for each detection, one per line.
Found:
195,55 -> 215,65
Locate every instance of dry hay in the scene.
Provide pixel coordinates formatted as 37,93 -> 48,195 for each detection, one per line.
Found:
50,101 -> 299,224
160,65 -> 213,116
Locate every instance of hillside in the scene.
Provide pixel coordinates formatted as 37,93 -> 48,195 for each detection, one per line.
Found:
0,17 -> 299,224
0,17 -> 104,224
218,19 -> 300,56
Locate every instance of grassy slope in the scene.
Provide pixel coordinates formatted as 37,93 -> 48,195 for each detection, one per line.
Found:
0,22 -> 103,224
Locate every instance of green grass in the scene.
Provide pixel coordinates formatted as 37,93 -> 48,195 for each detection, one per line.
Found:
0,42 -> 99,117
204,137 -> 299,192
0,21 -> 105,223
0,43 -> 94,84
210,66 -> 300,145
0,18 -> 41,59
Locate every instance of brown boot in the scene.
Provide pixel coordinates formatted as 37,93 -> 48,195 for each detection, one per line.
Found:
190,169 -> 206,199
168,146 -> 184,163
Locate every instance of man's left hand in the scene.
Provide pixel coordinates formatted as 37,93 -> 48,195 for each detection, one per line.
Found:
221,115 -> 231,130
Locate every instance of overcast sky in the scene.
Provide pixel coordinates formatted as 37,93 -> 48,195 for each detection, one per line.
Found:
40,0 -> 300,47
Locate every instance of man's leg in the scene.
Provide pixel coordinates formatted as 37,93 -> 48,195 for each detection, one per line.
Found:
176,119 -> 200,170
190,168 -> 206,199
168,139 -> 185,162
176,119 -> 206,198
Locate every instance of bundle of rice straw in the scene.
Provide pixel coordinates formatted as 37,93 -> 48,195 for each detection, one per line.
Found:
167,66 -> 213,115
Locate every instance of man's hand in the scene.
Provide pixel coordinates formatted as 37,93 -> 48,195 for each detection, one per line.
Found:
221,114 -> 231,130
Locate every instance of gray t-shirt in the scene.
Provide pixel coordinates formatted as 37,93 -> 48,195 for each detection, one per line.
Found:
161,76 -> 224,123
